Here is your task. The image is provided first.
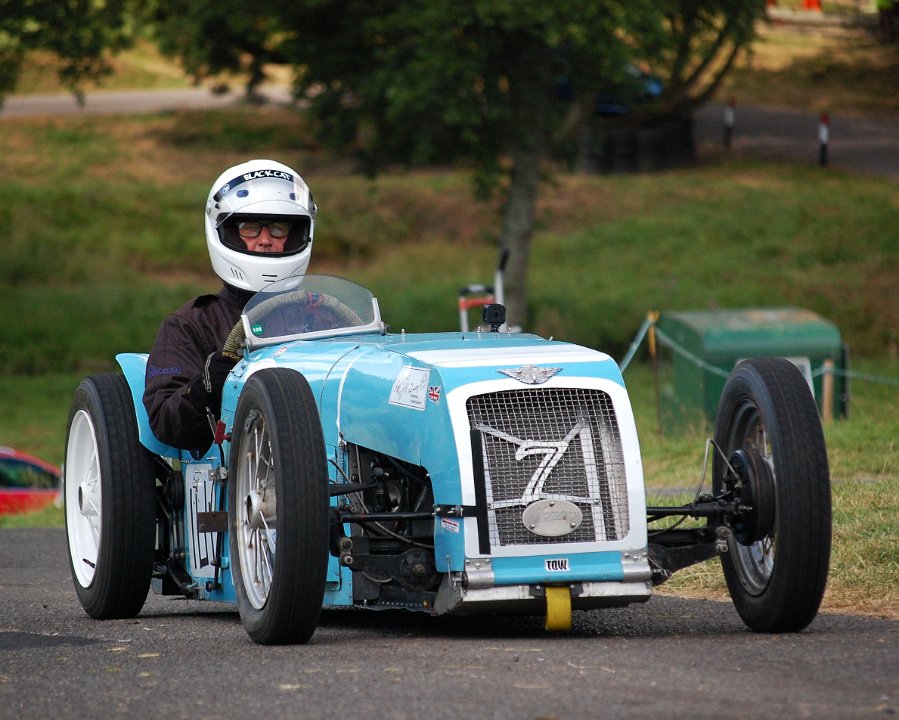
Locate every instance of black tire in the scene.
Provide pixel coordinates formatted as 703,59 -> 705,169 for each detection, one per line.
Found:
713,358 -> 831,633
228,368 -> 329,645
64,374 -> 156,619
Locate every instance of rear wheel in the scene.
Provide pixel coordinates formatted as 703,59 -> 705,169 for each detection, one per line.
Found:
228,368 -> 329,645
713,358 -> 831,633
64,374 -> 156,618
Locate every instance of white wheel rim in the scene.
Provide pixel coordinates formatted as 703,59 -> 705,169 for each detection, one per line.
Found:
66,409 -> 102,587
236,413 -> 277,610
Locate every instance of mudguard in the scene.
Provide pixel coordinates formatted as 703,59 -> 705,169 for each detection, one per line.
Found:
116,353 -> 180,458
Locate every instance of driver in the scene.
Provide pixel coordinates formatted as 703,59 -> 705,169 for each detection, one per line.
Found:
143,159 -> 317,452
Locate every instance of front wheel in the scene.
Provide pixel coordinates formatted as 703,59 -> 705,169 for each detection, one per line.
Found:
64,374 -> 156,618
228,368 -> 329,645
713,357 -> 831,633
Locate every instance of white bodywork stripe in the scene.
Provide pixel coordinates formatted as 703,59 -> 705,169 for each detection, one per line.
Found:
407,344 -> 611,368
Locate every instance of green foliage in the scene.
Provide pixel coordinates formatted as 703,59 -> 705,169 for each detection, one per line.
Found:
0,0 -> 142,105
157,107 -> 316,152
275,1 -> 765,170
283,1 -> 623,171
149,0 -> 284,94
0,374 -> 76,466
4,283 -> 208,375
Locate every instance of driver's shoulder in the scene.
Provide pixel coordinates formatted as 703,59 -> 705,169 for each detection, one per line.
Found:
189,293 -> 221,310
164,293 -> 230,328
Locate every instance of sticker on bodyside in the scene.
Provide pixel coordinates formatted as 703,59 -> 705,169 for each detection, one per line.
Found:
545,558 -> 570,572
388,366 -> 430,410
441,517 -> 460,533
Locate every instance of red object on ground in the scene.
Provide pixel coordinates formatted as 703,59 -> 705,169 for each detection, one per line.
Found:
803,0 -> 822,10
0,446 -> 61,516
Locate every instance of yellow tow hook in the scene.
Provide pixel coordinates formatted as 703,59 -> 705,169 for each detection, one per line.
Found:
544,585 -> 572,631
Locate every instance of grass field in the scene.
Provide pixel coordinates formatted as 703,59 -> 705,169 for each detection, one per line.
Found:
2,22 -> 897,619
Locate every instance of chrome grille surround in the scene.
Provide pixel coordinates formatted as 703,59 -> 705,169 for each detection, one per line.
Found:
467,387 -> 629,548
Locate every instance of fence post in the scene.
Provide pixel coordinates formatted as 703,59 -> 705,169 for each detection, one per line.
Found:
647,311 -> 662,435
819,112 -> 830,167
724,98 -> 735,148
822,359 -> 835,425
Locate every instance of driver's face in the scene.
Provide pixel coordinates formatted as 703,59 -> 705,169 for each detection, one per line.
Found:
242,226 -> 288,253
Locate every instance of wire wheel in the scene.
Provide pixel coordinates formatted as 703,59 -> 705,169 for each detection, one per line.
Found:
234,408 -> 278,610
228,368 -> 329,644
714,358 -> 831,633
727,426 -> 778,596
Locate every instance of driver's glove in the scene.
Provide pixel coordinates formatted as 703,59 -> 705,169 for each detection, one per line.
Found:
187,351 -> 241,416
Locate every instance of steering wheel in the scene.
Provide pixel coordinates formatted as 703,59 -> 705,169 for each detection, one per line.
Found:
223,291 -> 365,356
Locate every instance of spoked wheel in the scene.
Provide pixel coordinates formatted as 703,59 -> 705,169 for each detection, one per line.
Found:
64,374 -> 156,618
713,358 -> 832,633
228,368 -> 329,645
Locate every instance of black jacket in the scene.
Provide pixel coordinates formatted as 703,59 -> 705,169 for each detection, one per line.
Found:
143,284 -> 253,450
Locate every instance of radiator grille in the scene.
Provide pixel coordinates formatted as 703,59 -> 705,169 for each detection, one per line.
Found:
467,388 -> 629,547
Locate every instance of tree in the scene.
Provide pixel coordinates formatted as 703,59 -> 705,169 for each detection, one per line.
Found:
275,0 -> 766,326
149,1 -> 283,96
626,0 -> 765,119
0,0 -> 139,107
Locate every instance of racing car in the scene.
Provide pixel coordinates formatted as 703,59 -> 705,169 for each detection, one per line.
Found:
64,274 -> 831,644
0,446 -> 61,516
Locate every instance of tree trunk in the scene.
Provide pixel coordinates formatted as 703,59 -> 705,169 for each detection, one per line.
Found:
499,40 -> 548,330
500,143 -> 541,329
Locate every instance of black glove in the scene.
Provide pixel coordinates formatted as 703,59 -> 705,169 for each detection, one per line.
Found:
187,351 -> 240,415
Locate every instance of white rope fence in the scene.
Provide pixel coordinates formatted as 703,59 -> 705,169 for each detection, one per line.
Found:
619,311 -> 899,389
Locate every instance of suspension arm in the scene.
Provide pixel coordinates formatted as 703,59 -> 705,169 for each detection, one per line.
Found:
337,511 -> 435,523
646,498 -> 742,521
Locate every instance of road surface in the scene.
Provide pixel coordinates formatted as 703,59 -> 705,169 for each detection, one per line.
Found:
1,528 -> 896,720
695,102 -> 899,182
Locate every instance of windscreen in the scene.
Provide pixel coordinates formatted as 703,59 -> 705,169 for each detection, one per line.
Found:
241,274 -> 382,348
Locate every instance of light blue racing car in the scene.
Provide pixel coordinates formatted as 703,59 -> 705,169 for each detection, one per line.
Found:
64,274 -> 831,644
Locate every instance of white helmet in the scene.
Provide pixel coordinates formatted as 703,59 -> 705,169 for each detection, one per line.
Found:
205,159 -> 316,292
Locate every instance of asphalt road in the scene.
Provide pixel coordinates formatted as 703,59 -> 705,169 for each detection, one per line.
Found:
0,86 -> 291,118
1,528 -> 896,720
0,86 -> 290,118
695,102 -> 899,182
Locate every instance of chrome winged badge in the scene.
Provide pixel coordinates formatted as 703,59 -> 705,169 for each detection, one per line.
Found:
498,365 -> 561,385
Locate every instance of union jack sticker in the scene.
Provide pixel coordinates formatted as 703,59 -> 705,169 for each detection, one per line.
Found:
428,386 -> 441,403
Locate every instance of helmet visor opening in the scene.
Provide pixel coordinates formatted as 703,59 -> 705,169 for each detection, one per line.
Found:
219,214 -> 311,256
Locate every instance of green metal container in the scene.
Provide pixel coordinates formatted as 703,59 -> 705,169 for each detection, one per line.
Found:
655,308 -> 848,432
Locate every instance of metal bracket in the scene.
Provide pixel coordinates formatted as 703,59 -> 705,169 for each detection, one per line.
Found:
433,504 -> 479,517
196,511 -> 228,533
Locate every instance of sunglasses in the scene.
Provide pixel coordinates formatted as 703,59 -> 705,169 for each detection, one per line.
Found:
237,221 -> 292,239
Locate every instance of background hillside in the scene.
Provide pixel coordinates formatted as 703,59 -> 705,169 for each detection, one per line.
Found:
3,107 -> 896,373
